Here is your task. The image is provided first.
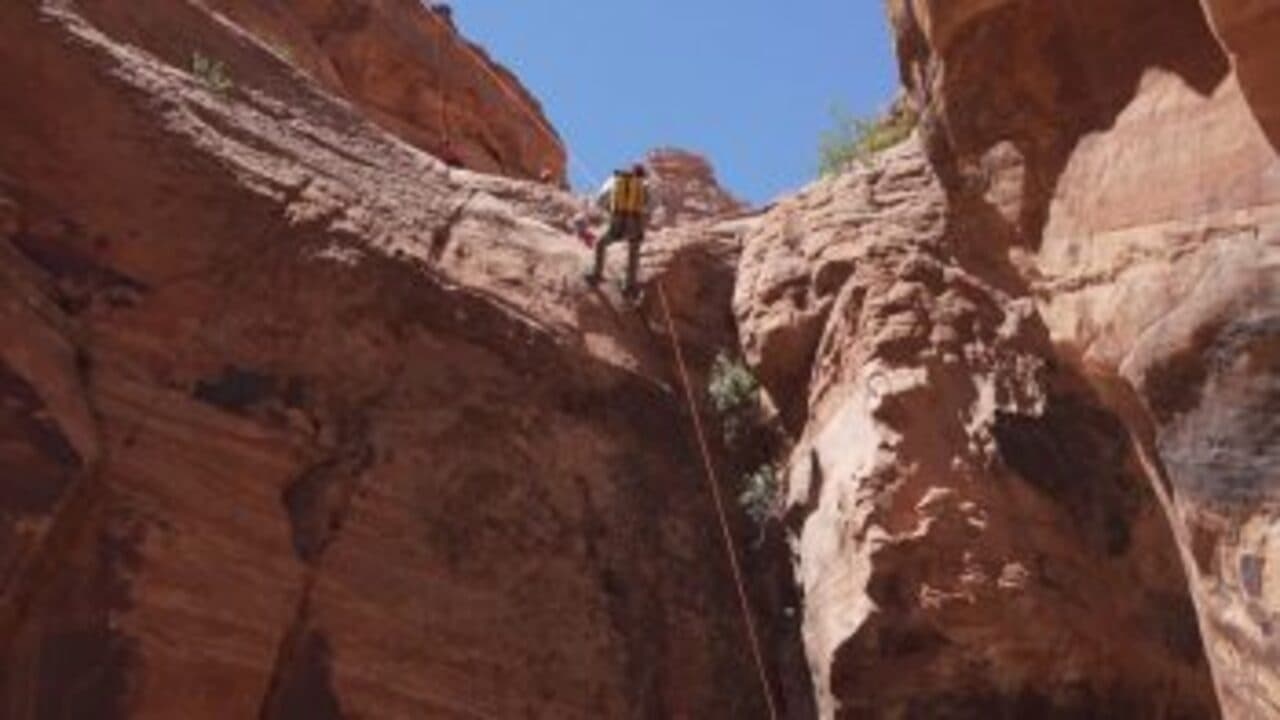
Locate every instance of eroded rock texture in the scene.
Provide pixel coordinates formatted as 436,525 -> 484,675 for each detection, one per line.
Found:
2,0 -> 1277,716
736,0 -> 1277,716
0,2 -> 774,718
737,139 -> 1219,719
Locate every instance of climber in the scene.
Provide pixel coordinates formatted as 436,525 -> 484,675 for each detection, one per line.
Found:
584,163 -> 650,299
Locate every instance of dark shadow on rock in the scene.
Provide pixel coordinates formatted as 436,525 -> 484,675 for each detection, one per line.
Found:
1,509 -> 145,720
1150,310 -> 1280,512
992,391 -> 1142,557
904,0 -> 1231,252
267,630 -> 343,720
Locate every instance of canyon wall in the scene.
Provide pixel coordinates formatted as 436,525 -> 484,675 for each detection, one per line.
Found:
156,0 -> 564,181
1,0 -> 1276,718
0,1 -> 774,718
731,0 -> 1276,716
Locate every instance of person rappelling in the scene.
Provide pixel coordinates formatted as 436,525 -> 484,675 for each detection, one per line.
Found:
584,163 -> 651,300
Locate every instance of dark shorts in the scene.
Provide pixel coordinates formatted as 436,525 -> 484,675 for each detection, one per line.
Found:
603,212 -> 645,244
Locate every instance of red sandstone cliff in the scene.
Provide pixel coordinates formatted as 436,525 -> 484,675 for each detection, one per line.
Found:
202,0 -> 566,181
0,2 -> 766,717
727,0 -> 1276,716
1,0 -> 1277,718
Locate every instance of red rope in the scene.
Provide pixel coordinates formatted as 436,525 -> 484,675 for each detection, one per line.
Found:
655,282 -> 779,720
424,8 -> 774,712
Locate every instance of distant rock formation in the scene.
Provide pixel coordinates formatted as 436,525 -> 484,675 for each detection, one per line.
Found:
644,148 -> 746,227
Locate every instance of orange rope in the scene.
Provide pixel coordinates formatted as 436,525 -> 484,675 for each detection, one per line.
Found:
423,8 -> 775,712
655,282 -> 780,720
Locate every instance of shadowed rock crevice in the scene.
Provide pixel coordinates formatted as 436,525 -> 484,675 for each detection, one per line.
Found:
0,507 -> 144,720
0,363 -> 82,515
258,591 -> 342,720
9,226 -> 149,316
281,416 -> 375,565
993,392 -> 1143,557
192,366 -> 282,413
271,630 -> 342,720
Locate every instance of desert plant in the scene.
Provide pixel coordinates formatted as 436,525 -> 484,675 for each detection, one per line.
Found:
707,352 -> 759,417
707,351 -> 760,445
739,464 -> 780,526
191,51 -> 233,95
818,102 -> 917,176
708,351 -> 782,531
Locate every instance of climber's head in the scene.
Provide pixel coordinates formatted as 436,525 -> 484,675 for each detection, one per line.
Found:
631,163 -> 648,178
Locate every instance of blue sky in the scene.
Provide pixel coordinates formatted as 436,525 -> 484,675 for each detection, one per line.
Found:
449,2 -> 898,204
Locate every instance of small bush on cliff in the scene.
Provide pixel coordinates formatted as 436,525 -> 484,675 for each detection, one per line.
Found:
708,353 -> 782,533
818,101 -> 918,176
708,352 -> 758,416
707,352 -> 759,443
191,52 -> 233,95
739,464 -> 780,526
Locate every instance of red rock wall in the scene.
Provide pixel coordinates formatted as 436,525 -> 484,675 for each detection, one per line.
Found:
826,0 -> 1279,716
2,0 -> 1273,717
205,0 -> 567,182
734,138 -> 1221,718
718,0 -> 1278,716
1202,0 -> 1280,151
0,2 -> 772,718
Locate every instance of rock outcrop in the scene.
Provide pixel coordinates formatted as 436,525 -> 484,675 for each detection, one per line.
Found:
201,0 -> 566,181
731,0 -> 1276,716
1202,0 -> 1280,152
0,2 -> 771,718
737,137 -> 1219,718
644,148 -> 746,229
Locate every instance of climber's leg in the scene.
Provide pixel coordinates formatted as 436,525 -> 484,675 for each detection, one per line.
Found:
586,216 -> 622,285
622,216 -> 643,298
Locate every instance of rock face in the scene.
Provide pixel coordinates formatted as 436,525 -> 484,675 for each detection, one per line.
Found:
2,0 -> 1277,717
202,0 -> 567,182
1202,0 -> 1280,152
0,2 -> 771,718
737,138 -> 1220,718
729,0 -> 1277,716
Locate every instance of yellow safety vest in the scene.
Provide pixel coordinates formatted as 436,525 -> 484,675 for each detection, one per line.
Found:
611,173 -> 647,214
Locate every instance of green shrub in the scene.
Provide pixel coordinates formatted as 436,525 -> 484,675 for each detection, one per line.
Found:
707,352 -> 781,530
707,352 -> 759,417
739,464 -> 779,526
707,351 -> 760,445
818,102 -> 917,176
192,51 -> 233,95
